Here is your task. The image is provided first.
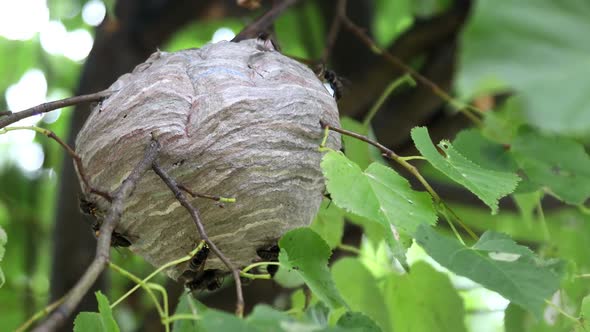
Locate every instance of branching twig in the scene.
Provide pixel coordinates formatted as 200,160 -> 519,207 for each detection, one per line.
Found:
320,0 -> 347,63
0,126 -> 111,201
33,137 -> 160,332
0,89 -> 113,130
232,0 -> 299,42
152,162 -> 245,316
178,184 -> 236,203
15,296 -> 65,332
336,13 -> 483,126
320,120 -> 478,240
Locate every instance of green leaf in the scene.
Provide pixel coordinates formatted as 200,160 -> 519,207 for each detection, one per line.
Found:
457,0 -> 590,134
512,191 -> 542,228
511,128 -> 590,205
172,295 -> 207,332
412,0 -> 452,16
332,258 -> 391,332
576,295 -> 590,331
374,0 -> 413,46
74,313 -> 104,332
247,305 -> 297,331
311,200 -> 345,249
415,225 -> 562,318
200,310 -> 253,332
279,228 -> 346,309
453,129 -> 517,173
321,150 -> 437,234
411,126 -> 520,214
74,292 -> 120,332
504,304 -> 527,332
340,117 -> 371,170
383,261 -> 467,332
337,312 -> 382,332
0,226 -> 6,288
305,301 -> 331,328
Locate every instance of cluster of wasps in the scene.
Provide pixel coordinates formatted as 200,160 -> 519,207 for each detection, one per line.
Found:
79,197 -> 135,248
79,197 -> 281,293
179,242 -> 281,293
180,243 -> 224,292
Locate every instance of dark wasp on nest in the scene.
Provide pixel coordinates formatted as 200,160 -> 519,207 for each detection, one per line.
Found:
256,244 -> 280,277
323,69 -> 344,101
79,197 -> 135,248
314,64 -> 345,101
181,242 -> 225,292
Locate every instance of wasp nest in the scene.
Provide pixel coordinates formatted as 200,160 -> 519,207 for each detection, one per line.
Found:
75,39 -> 341,281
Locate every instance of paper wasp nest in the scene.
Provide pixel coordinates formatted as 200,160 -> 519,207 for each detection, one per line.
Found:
75,39 -> 340,281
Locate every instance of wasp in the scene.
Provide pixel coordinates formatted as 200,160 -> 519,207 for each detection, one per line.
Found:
256,32 -> 280,52
323,69 -> 344,101
79,197 -> 135,248
79,197 -> 100,217
181,243 -> 222,292
185,269 -> 224,292
189,243 -> 210,271
314,65 -> 345,101
256,244 -> 280,277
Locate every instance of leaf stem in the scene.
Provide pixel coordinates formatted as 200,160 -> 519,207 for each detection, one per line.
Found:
544,299 -> 580,323
536,200 -> 550,241
440,208 -> 465,245
398,156 -> 427,161
239,271 -> 272,280
111,242 -> 204,308
108,263 -> 166,322
163,314 -> 202,323
241,261 -> 281,274
363,74 -> 416,127
338,244 -> 361,255
15,296 -> 66,332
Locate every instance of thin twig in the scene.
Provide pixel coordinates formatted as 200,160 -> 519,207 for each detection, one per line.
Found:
178,184 -> 236,203
108,262 -> 166,323
33,137 -> 160,332
232,0 -> 299,42
15,296 -> 65,332
241,261 -> 281,274
110,242 -> 204,308
337,14 -> 483,126
337,244 -> 361,255
363,74 -> 416,127
0,89 -> 113,130
152,162 -> 245,317
0,126 -> 111,201
320,0 -> 347,63
320,120 -> 478,240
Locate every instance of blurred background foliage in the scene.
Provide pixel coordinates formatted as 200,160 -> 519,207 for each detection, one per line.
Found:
1,0 -> 589,331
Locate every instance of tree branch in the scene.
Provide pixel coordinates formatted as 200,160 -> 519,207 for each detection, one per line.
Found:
0,90 -> 112,130
152,162 -> 245,317
320,0 -> 347,63
232,0 -> 299,42
34,137 -> 160,332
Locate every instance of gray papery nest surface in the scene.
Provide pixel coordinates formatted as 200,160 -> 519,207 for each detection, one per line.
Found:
75,39 -> 341,280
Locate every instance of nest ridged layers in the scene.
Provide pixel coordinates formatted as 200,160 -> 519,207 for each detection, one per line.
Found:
75,39 -> 341,280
